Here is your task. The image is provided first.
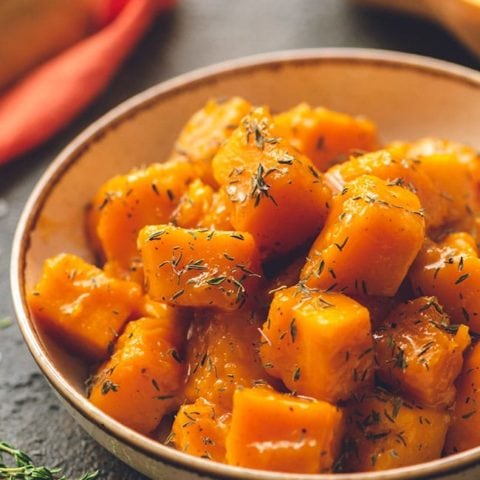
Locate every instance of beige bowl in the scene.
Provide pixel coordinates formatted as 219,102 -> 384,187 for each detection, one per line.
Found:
11,49 -> 480,480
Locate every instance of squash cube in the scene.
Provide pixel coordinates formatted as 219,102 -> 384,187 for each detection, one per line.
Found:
445,343 -> 480,454
326,149 -> 447,231
138,224 -> 262,310
171,96 -> 252,186
89,314 -> 187,434
302,175 -> 425,296
198,188 -> 233,230
184,309 -> 268,413
212,107 -> 332,259
410,233 -> 480,333
170,178 -> 214,228
171,398 -> 230,462
274,103 -> 378,171
342,389 -> 450,472
260,286 -> 373,403
388,138 -> 478,231
28,253 -> 141,361
226,387 -> 343,473
374,297 -> 470,407
87,159 -> 195,277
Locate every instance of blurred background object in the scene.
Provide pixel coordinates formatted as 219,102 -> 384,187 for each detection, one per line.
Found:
0,0 -> 96,92
0,0 -> 174,165
353,0 -> 480,58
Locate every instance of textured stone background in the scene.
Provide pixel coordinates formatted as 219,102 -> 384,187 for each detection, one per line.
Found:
0,1 -> 478,478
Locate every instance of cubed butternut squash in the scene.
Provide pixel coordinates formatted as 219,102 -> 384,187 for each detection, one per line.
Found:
138,225 -> 262,310
170,97 -> 252,186
28,253 -> 141,361
171,398 -> 230,461
301,175 -> 425,296
260,286 -> 373,403
374,297 -> 470,407
170,179 -> 214,228
87,159 -> 195,278
341,389 -> 450,472
410,233 -> 480,333
274,103 -> 378,171
445,343 -> 480,454
388,138 -> 478,232
88,314 -> 187,434
184,309 -> 269,413
326,149 -> 447,231
198,188 -> 233,230
226,387 -> 343,473
212,107 -> 332,259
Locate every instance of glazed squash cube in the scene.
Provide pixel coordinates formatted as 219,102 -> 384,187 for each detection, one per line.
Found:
274,102 -> 378,171
389,138 -> 478,231
170,179 -> 214,228
445,343 -> 480,454
374,297 -> 470,407
171,398 -> 230,461
28,253 -> 141,361
226,387 -> 343,473
410,233 -> 480,333
212,107 -> 332,259
171,96 -> 252,185
326,149 -> 447,231
89,314 -> 187,434
301,175 -> 425,296
198,188 -> 233,230
87,159 -> 195,278
260,286 -> 373,403
138,224 -> 262,310
342,389 -> 450,472
184,309 -> 269,413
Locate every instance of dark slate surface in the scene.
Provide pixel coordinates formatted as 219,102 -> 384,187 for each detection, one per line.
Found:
0,1 -> 478,478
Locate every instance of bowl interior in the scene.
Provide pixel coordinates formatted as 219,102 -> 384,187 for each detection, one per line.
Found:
16,50 -> 480,478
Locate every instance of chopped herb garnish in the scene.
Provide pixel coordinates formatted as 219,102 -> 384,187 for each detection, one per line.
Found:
289,318 -> 297,343
455,273 -> 470,285
0,316 -> 12,330
101,380 -> 119,395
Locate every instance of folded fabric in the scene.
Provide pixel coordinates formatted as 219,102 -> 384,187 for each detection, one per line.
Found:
0,0 -> 175,166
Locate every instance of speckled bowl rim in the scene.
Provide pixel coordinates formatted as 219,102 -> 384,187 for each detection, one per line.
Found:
11,48 -> 480,480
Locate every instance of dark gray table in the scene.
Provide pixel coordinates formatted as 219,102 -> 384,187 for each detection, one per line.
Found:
1,1 -> 479,478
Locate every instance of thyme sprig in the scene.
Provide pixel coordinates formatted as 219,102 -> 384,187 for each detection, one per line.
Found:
0,441 -> 99,479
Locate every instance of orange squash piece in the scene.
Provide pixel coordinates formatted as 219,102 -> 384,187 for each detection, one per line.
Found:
260,286 -> 373,403
445,343 -> 480,454
225,387 -> 343,473
342,389 -> 450,472
374,297 -> 470,407
198,189 -> 233,230
274,102 -> 378,171
170,178 -> 214,228
388,138 -> 478,232
89,314 -> 187,434
211,107 -> 332,259
326,149 -> 447,231
302,175 -> 425,296
171,96 -> 252,186
87,159 -> 195,278
28,253 -> 141,361
410,233 -> 480,333
138,224 -> 262,310
184,309 -> 268,413
171,398 -> 230,461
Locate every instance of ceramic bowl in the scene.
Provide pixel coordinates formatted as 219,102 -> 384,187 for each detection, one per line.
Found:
11,49 -> 480,480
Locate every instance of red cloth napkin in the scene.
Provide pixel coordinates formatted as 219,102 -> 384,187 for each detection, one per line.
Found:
0,0 -> 175,165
